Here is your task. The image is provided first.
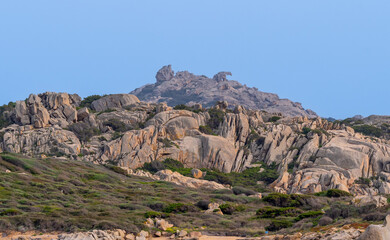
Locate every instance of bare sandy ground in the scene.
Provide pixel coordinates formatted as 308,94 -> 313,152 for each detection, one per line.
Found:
1,232 -> 250,240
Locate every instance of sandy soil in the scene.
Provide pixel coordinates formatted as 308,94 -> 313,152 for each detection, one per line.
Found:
1,232 -> 250,240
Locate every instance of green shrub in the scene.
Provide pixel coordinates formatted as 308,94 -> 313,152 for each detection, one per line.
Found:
266,219 -> 293,231
295,210 -> 324,221
141,161 -> 165,173
0,208 -> 21,216
207,108 -> 225,129
355,177 -> 371,185
302,127 -> 311,135
103,119 -> 131,132
218,203 -> 240,215
268,116 -> 281,122
196,200 -> 210,210
263,193 -> 310,207
80,95 -> 102,109
199,125 -> 216,135
256,206 -> 301,218
353,125 -> 383,138
315,189 -> 352,198
158,138 -> 178,148
163,203 -> 196,213
162,158 -> 184,170
144,211 -> 163,218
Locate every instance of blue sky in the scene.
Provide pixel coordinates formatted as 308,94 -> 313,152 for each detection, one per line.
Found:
0,1 -> 389,119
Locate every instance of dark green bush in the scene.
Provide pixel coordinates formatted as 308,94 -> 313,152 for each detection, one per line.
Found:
355,177 -> 371,185
315,189 -> 352,198
163,203 -> 197,213
295,210 -> 324,221
141,161 -> 165,173
268,116 -> 281,122
207,108 -> 225,129
266,219 -> 293,231
256,207 -> 301,218
163,158 -> 184,170
80,95 -> 102,109
262,193 -> 310,207
199,125 -> 216,135
0,208 -> 21,216
219,203 -> 237,215
196,200 -> 210,210
144,211 -> 163,218
353,125 -> 383,138
302,127 -> 311,135
103,119 -> 131,132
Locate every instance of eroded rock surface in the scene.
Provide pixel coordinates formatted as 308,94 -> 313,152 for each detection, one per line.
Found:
131,65 -> 317,118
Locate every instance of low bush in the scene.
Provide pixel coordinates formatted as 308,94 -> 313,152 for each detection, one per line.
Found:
353,125 -> 383,138
163,203 -> 197,213
196,200 -> 211,210
315,189 -> 352,198
219,203 -> 245,215
268,116 -> 281,122
262,193 -> 310,207
207,108 -> 225,129
199,125 -> 216,135
295,210 -> 323,221
256,207 -> 301,218
79,95 -> 102,109
103,119 -> 131,132
266,219 -> 293,231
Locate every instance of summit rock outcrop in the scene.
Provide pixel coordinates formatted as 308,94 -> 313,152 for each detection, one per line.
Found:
131,65 -> 317,118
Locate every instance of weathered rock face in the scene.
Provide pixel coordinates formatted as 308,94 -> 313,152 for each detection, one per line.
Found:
1,125 -> 80,157
12,92 -> 81,128
4,91 -> 390,197
91,94 -> 140,111
131,65 -> 317,118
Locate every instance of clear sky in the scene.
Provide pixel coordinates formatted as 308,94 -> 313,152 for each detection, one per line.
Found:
0,1 -> 389,119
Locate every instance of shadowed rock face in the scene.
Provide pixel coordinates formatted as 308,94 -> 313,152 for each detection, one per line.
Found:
131,65 -> 317,118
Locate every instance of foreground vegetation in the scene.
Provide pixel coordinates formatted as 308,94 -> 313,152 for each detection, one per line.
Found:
0,153 -> 387,236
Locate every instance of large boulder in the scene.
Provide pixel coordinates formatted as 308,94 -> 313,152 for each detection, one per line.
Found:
358,214 -> 390,240
91,94 -> 140,111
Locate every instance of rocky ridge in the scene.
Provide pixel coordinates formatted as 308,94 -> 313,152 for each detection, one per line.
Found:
1,92 -> 390,199
131,65 -> 317,118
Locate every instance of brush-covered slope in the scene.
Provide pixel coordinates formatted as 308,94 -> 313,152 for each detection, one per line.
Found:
0,153 -> 387,237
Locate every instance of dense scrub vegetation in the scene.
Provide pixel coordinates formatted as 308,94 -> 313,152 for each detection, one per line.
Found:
352,125 -> 383,138
0,153 -> 388,235
79,95 -> 102,109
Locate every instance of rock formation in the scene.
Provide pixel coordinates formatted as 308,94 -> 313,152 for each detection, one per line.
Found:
2,90 -> 390,198
131,65 -> 317,118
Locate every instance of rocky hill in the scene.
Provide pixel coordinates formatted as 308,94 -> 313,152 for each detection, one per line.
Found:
131,65 -> 317,118
1,91 -> 390,238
